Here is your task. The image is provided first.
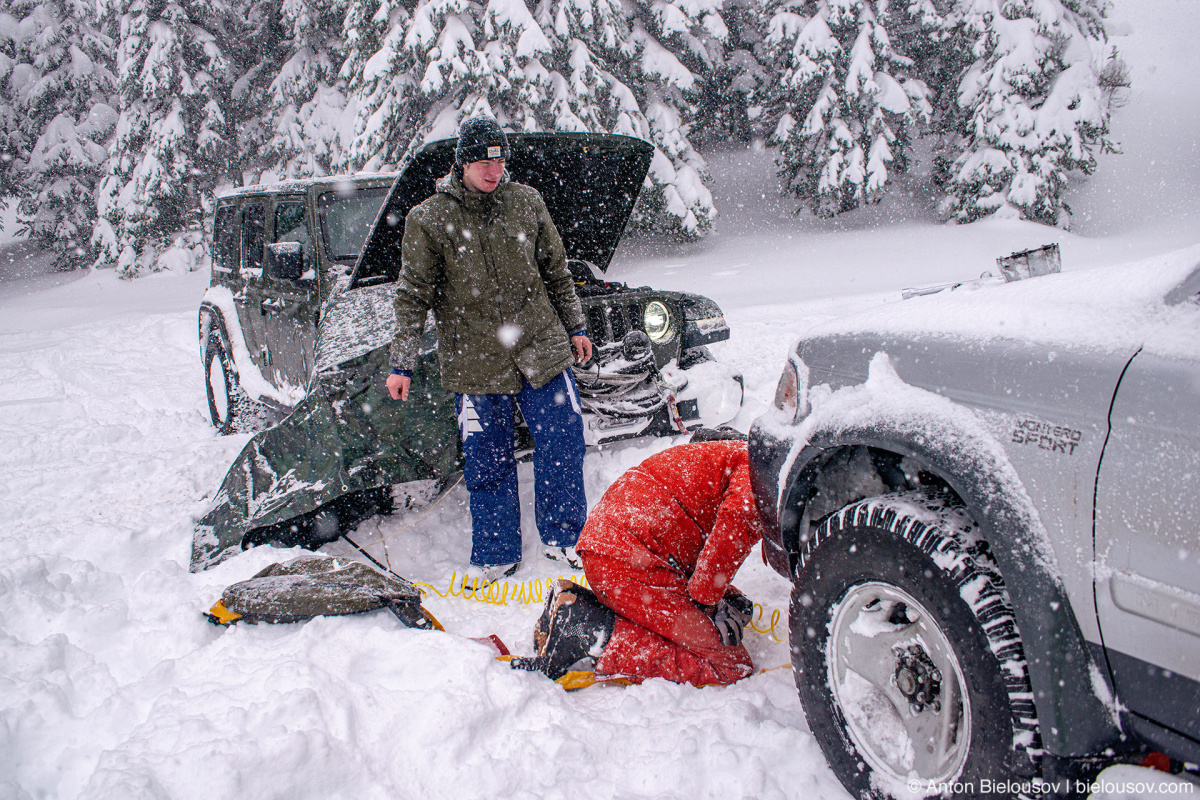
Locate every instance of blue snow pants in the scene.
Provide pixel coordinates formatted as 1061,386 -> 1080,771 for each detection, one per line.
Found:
454,370 -> 587,567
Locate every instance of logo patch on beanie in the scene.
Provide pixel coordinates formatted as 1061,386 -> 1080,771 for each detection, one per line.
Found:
487,146 -> 502,158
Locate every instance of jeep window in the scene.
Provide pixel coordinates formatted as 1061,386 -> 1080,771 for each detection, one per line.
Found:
243,204 -> 265,277
274,202 -> 315,281
213,206 -> 239,274
318,187 -> 389,261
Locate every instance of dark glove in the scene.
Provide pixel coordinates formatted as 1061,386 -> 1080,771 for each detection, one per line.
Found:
712,592 -> 754,647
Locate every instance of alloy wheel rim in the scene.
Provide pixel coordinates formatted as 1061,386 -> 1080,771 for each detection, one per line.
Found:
827,581 -> 972,787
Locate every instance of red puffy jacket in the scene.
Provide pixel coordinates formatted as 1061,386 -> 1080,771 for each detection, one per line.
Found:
577,440 -> 767,686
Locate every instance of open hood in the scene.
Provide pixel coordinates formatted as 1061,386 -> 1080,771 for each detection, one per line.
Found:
351,132 -> 653,288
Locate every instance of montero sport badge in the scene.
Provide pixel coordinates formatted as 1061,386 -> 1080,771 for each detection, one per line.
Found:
1011,418 -> 1083,456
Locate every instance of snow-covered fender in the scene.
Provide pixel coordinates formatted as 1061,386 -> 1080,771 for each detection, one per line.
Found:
197,301 -> 230,376
191,281 -> 460,571
749,354 -> 1122,761
199,286 -> 306,411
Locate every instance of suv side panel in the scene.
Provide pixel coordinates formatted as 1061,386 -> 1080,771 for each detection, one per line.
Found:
263,197 -> 320,392
1096,349 -> 1200,743
237,201 -> 272,379
795,331 -> 1127,649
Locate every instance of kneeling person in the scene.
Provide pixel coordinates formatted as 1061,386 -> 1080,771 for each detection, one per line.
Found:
513,440 -> 765,687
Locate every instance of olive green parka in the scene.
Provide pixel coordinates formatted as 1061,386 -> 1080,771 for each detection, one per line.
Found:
389,169 -> 587,395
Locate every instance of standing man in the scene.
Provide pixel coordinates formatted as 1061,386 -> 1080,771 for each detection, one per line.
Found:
385,116 -> 593,583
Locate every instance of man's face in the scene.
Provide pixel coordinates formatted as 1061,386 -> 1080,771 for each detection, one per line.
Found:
462,157 -> 506,193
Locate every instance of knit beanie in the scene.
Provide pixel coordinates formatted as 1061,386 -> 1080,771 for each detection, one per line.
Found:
455,116 -> 511,166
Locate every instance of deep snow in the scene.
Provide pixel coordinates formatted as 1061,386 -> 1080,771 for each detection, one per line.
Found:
2,0 -> 1199,797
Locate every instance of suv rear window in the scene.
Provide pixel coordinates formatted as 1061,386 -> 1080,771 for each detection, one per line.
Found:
318,188 -> 389,261
243,204 -> 265,275
213,206 -> 239,274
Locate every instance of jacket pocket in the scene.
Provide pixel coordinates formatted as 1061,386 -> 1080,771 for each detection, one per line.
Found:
501,220 -> 536,263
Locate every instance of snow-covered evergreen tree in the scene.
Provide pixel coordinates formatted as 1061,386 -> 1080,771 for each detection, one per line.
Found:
533,0 -> 635,134
763,0 -> 931,217
215,0 -> 283,187
540,0 -> 717,235
346,0 -> 564,158
257,0 -> 354,179
94,0 -> 235,276
936,0 -> 1117,226
624,0 -> 755,147
689,0 -> 770,146
344,0 -> 717,238
1,0 -> 118,268
344,0 -> 473,169
0,94 -> 20,211
0,3 -> 35,209
613,0 -> 720,235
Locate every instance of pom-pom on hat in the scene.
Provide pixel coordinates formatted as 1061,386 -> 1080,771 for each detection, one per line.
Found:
455,116 -> 511,166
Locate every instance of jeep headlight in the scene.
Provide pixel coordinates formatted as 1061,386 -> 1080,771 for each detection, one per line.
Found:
643,301 -> 673,343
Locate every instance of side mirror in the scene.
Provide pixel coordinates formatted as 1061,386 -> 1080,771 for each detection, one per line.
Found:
267,242 -> 304,282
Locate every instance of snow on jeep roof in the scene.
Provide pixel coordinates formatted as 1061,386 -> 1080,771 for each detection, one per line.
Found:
216,172 -> 399,200
797,244 -> 1200,359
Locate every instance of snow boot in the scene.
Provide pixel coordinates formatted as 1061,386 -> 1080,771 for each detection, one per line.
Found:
477,561 -> 521,586
512,579 -> 615,681
543,545 -> 583,570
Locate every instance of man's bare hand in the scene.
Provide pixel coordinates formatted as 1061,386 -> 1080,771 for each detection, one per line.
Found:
386,373 -> 410,401
570,334 -> 593,364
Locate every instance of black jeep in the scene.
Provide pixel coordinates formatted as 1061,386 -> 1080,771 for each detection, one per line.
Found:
193,132 -> 743,570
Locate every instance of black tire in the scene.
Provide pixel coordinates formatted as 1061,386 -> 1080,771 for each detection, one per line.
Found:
791,492 -> 1041,800
203,329 -> 261,435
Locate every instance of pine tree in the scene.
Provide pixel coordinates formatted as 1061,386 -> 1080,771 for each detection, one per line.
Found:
94,0 -> 235,276
1,0 -> 118,269
216,0 -> 284,187
763,0 -> 931,217
324,0 -> 392,173
533,0 -> 634,133
539,0 -> 717,237
936,0 -> 1117,226
257,0 -> 354,179
616,0 -> 722,235
690,0 -> 771,146
343,0 -> 717,239
0,2 -> 36,211
344,0 -> 470,170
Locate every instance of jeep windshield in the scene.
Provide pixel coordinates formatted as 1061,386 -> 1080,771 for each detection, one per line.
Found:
318,186 -> 390,261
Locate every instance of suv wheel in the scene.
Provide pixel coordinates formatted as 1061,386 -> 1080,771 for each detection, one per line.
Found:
204,330 -> 258,434
791,492 -> 1041,799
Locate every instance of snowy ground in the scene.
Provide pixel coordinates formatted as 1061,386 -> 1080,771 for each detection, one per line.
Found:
2,0 -> 1199,797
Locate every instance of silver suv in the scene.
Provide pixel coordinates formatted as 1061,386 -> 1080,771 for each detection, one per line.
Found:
748,252 -> 1200,797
